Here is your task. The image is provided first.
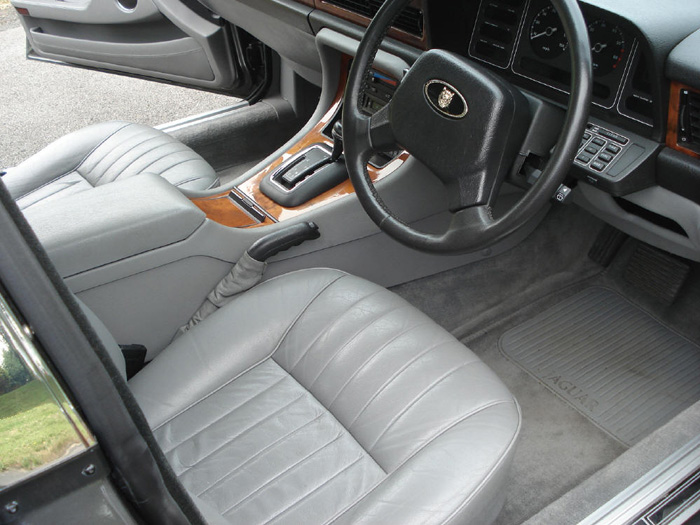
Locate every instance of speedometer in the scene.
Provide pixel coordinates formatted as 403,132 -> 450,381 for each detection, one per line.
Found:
587,19 -> 627,76
529,6 -> 568,59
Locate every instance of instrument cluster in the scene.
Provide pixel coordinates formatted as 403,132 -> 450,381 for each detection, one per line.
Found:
466,0 -> 636,111
512,0 -> 633,108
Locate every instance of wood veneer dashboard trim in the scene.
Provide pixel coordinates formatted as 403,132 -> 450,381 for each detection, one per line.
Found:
314,0 -> 429,50
191,55 -> 409,228
666,81 -> 700,160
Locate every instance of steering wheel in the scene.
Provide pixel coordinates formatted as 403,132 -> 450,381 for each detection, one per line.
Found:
342,0 -> 592,253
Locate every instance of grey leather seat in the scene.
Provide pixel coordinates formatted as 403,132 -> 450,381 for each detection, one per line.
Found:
116,268 -> 521,524
4,121 -> 218,210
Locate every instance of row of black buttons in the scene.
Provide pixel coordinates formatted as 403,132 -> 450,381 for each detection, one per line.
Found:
576,124 -> 629,173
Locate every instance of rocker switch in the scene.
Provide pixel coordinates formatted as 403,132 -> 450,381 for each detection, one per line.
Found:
553,184 -> 572,204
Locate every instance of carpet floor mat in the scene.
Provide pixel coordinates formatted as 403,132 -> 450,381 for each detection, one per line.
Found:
500,287 -> 700,446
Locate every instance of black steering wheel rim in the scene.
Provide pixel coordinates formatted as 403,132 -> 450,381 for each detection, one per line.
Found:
342,0 -> 593,254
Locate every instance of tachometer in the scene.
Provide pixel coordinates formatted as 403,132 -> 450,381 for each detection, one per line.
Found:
588,19 -> 627,76
529,5 -> 568,59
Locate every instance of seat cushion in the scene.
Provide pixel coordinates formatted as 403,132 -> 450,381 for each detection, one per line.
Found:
129,269 -> 521,525
4,121 -> 218,210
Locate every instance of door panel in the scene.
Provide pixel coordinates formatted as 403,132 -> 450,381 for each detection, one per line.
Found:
10,0 -> 259,94
28,26 -> 216,80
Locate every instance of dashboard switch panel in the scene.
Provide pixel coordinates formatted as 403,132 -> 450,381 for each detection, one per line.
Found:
575,123 -> 630,175
571,120 -> 659,195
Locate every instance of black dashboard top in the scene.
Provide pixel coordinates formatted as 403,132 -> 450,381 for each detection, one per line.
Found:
667,29 -> 700,92
429,0 -> 700,142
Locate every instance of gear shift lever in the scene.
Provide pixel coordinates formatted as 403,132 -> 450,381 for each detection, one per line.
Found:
330,121 -> 344,162
261,119 -> 350,207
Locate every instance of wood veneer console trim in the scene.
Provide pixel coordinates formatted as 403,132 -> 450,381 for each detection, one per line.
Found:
314,0 -> 429,50
666,81 -> 700,160
190,189 -> 277,229
191,55 -> 409,227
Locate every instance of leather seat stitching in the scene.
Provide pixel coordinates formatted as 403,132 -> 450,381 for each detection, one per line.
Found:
217,431 -> 346,514
326,319 -> 436,410
156,158 -> 210,179
367,360 -> 480,452
154,371 -> 289,434
173,391 -> 307,477
19,177 -> 87,210
14,172 -> 87,201
268,274 -> 345,369
82,128 -> 159,180
91,136 -> 168,184
404,400 -> 515,469
288,288 -> 387,374
13,123 -> 129,201
324,399 -> 517,525
152,274 -> 344,431
345,339 -> 461,430
263,454 -> 366,525
70,123 -> 133,175
118,144 -> 199,179
134,145 -> 197,174
192,411 -> 328,496
163,383 -> 303,457
307,303 -> 413,390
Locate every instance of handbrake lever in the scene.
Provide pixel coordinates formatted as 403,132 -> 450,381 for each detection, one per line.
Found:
176,222 -> 321,336
248,222 -> 320,262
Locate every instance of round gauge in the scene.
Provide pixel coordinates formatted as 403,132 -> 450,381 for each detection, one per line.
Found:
587,19 -> 627,76
529,5 -> 568,59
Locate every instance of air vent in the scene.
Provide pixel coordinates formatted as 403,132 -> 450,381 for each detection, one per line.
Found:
619,48 -> 654,127
323,0 -> 424,37
678,89 -> 700,154
469,0 -> 527,68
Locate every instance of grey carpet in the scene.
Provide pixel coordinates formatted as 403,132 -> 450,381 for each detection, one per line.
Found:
216,160 -> 262,186
525,398 -> 700,525
469,313 -> 627,525
166,99 -> 308,175
394,203 -> 700,523
501,287 -> 700,447
392,204 -> 606,339
394,205 -> 627,524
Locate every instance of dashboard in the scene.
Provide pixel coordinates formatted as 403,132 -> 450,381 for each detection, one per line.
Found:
216,0 -> 700,259
447,0 -> 655,136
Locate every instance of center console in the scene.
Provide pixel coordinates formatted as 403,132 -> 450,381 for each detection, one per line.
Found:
190,56 -> 408,227
30,32 -> 544,360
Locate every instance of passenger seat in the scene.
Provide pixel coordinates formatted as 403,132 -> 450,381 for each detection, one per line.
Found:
3,121 -> 219,210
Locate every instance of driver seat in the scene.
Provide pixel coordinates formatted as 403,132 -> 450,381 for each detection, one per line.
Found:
99,268 -> 521,524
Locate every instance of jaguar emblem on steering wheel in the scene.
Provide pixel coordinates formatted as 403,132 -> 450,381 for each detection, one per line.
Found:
423,79 -> 469,119
438,87 -> 455,109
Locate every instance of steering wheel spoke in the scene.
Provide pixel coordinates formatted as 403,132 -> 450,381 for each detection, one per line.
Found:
368,103 -> 397,152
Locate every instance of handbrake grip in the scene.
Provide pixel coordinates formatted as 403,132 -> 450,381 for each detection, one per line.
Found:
248,222 -> 320,262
